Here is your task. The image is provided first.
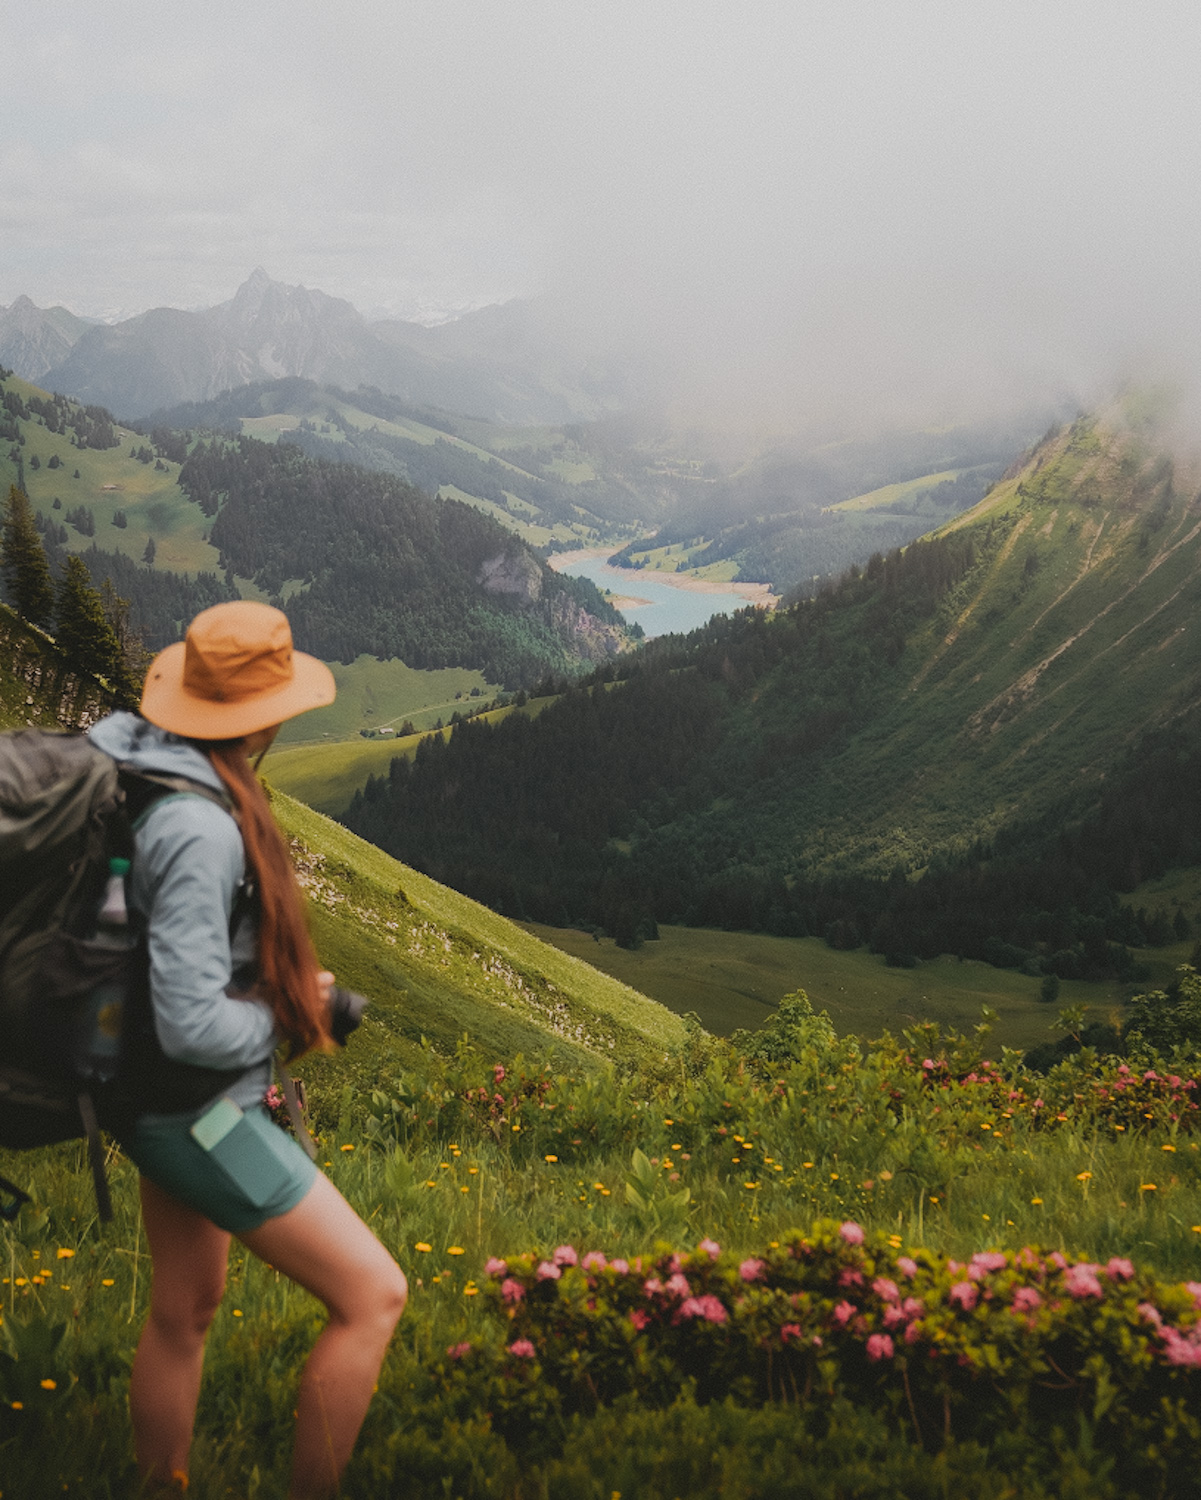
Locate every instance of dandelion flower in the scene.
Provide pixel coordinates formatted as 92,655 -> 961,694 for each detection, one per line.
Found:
55,1249 -> 75,1260
1076,1171 -> 1092,1182
447,1246 -> 465,1256
415,1242 -> 433,1253
40,1379 -> 57,1390
544,1154 -> 558,1163
341,1144 -> 355,1152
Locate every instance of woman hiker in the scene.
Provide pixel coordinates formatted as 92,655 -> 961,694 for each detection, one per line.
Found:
88,601 -> 407,1498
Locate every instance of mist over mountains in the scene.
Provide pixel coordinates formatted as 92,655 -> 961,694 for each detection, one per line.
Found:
0,270 -> 641,425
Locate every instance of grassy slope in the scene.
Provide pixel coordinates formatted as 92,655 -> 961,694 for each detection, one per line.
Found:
827,467 -> 963,512
1,374 -> 220,575
786,411 -> 1201,877
271,791 -> 687,1093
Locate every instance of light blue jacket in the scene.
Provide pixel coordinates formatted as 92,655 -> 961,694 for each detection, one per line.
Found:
88,711 -> 276,1111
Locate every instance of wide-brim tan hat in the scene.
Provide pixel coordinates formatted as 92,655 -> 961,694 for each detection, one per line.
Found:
140,601 -> 336,740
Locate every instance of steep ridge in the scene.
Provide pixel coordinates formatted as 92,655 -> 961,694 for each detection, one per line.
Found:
341,405 -> 1201,973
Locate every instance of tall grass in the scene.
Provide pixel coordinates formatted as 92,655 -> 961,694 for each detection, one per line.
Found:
2,1010 -> 1198,1497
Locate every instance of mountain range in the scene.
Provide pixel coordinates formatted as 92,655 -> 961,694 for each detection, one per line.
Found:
0,271 -> 638,425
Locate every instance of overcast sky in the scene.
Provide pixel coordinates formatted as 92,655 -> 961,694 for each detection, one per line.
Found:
3,0 -> 1200,430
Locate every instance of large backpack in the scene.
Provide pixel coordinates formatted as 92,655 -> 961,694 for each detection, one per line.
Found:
0,729 -> 228,1222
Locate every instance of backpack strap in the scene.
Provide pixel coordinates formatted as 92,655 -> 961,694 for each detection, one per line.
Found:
76,1091 -> 114,1223
0,1173 -> 32,1222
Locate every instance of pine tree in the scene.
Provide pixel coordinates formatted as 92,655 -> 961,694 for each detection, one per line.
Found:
1,484 -> 55,625
55,554 -> 130,695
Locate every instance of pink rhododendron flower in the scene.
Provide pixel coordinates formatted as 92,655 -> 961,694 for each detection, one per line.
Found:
508,1339 -> 536,1358
739,1258 -> 766,1282
643,1277 -> 664,1296
866,1333 -> 895,1361
582,1251 -> 607,1272
872,1277 -> 900,1303
611,1258 -> 629,1275
1012,1287 -> 1042,1313
1139,1302 -> 1163,1328
838,1267 -> 865,1288
553,1245 -> 578,1267
780,1323 -> 803,1343
969,1252 -> 1007,1278
446,1342 -> 472,1360
902,1297 -> 924,1319
698,1238 -> 721,1259
1016,1247 -> 1040,1270
1161,1327 -> 1201,1367
897,1256 -> 918,1279
883,1305 -> 907,1330
535,1261 -> 561,1282
1048,1252 -> 1067,1271
493,1064 -> 506,1083
629,1309 -> 650,1331
949,1281 -> 978,1311
1187,1282 -> 1201,1309
500,1278 -> 525,1304
677,1295 -> 728,1324
484,1257 -> 508,1277
922,1059 -> 935,1070
667,1254 -> 683,1273
1064,1264 -> 1103,1300
840,1221 -> 865,1245
904,1321 -> 922,1344
1105,1258 -> 1135,1282
666,1273 -> 692,1298
832,1300 -> 856,1327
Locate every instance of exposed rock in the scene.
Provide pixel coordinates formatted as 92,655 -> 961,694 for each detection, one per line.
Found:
478,549 -> 544,602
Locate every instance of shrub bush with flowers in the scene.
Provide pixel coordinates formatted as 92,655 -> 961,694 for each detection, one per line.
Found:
433,1221 -> 1201,1485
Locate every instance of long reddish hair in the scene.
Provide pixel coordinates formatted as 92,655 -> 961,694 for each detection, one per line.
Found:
208,742 -> 332,1059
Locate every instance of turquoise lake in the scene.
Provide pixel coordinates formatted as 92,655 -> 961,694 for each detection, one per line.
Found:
552,555 -> 770,639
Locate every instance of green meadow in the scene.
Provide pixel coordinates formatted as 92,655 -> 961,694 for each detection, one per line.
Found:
272,656 -> 499,746
520,921 -> 1147,1050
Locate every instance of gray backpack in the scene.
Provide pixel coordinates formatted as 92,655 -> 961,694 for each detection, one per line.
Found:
0,729 -> 225,1221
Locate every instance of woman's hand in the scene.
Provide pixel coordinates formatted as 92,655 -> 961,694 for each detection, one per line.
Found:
317,970 -> 336,1007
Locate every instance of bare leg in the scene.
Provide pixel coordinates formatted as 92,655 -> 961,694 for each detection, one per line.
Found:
239,1172 -> 408,1500
131,1177 -> 231,1487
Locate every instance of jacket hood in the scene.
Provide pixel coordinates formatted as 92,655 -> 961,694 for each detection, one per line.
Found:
88,711 -> 226,795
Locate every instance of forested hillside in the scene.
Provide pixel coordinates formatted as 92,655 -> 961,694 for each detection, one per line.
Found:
145,377 -> 664,543
344,408 -> 1201,980
181,436 -> 626,683
0,368 -> 634,688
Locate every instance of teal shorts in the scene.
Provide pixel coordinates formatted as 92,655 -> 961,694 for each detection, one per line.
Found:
124,1103 -> 318,1234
